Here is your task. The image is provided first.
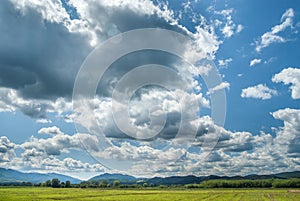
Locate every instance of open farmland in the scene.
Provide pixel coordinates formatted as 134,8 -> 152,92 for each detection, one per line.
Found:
0,188 -> 300,201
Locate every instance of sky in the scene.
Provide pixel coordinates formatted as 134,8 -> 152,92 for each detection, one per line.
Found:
0,0 -> 299,180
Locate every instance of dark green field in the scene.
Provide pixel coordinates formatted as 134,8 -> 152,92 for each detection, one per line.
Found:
0,187 -> 300,201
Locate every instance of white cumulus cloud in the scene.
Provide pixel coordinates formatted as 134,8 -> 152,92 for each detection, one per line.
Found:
38,126 -> 64,135
208,82 -> 230,95
241,84 -> 277,100
250,58 -> 262,67
256,8 -> 294,52
0,136 -> 15,162
272,67 -> 300,99
218,58 -> 233,67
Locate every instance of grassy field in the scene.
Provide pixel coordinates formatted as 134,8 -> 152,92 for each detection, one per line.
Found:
0,187 -> 299,201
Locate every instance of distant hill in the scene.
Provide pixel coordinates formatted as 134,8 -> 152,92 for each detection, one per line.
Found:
215,171 -> 300,181
88,173 -> 137,184
273,171 -> 300,179
147,175 -> 204,185
200,171 -> 300,182
88,171 -> 300,185
0,168 -> 81,184
1,167 -> 299,186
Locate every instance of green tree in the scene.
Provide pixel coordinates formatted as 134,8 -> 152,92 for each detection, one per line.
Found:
60,182 -> 65,188
101,180 -> 108,188
45,180 -> 51,187
80,181 -> 89,188
65,180 -> 71,188
113,180 -> 120,188
90,180 -> 99,188
51,178 -> 60,188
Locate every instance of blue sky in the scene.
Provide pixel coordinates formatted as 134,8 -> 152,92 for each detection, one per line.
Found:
0,0 -> 299,179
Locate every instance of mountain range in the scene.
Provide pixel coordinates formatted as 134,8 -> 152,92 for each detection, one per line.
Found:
138,171 -> 300,185
0,168 -> 81,184
1,167 -> 300,185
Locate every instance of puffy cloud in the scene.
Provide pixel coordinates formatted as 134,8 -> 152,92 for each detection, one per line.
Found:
241,84 -> 277,100
160,110 -> 300,176
236,24 -> 244,33
1,106 -> 300,177
272,108 -> 300,157
22,132 -> 99,156
214,9 -> 235,38
218,58 -> 232,67
98,108 -> 300,176
191,116 -> 254,153
186,108 -> 300,176
0,87 -> 71,119
272,108 -> 300,130
208,82 -> 230,95
213,8 -> 242,38
62,157 -> 105,172
70,114 -> 262,176
249,58 -> 261,67
0,136 -> 15,162
256,8 -> 294,52
95,141 -> 185,162
222,25 -> 234,38
73,86 -> 210,141
38,126 -> 64,135
15,154 -> 105,173
191,25 -> 220,60
36,119 -> 52,124
63,113 -> 77,123
0,134 -> 105,174
272,67 -> 300,99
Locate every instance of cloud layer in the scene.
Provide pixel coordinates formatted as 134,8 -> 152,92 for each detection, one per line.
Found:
1,107 -> 300,177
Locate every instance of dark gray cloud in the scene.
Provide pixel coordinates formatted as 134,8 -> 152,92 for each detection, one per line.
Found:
223,143 -> 253,152
103,111 -> 182,140
0,0 -> 188,101
287,136 -> 300,157
0,0 -> 90,100
96,51 -> 181,97
204,152 -> 222,162
0,87 -> 71,119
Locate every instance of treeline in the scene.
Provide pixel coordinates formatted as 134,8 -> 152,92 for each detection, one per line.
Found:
0,181 -> 34,186
0,178 -> 71,188
0,178 -> 157,188
185,178 -> 300,188
1,178 -> 300,188
40,178 -> 71,188
39,179 -> 158,188
77,180 -> 157,188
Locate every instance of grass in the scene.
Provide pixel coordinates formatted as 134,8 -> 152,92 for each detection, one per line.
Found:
0,187 -> 300,201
